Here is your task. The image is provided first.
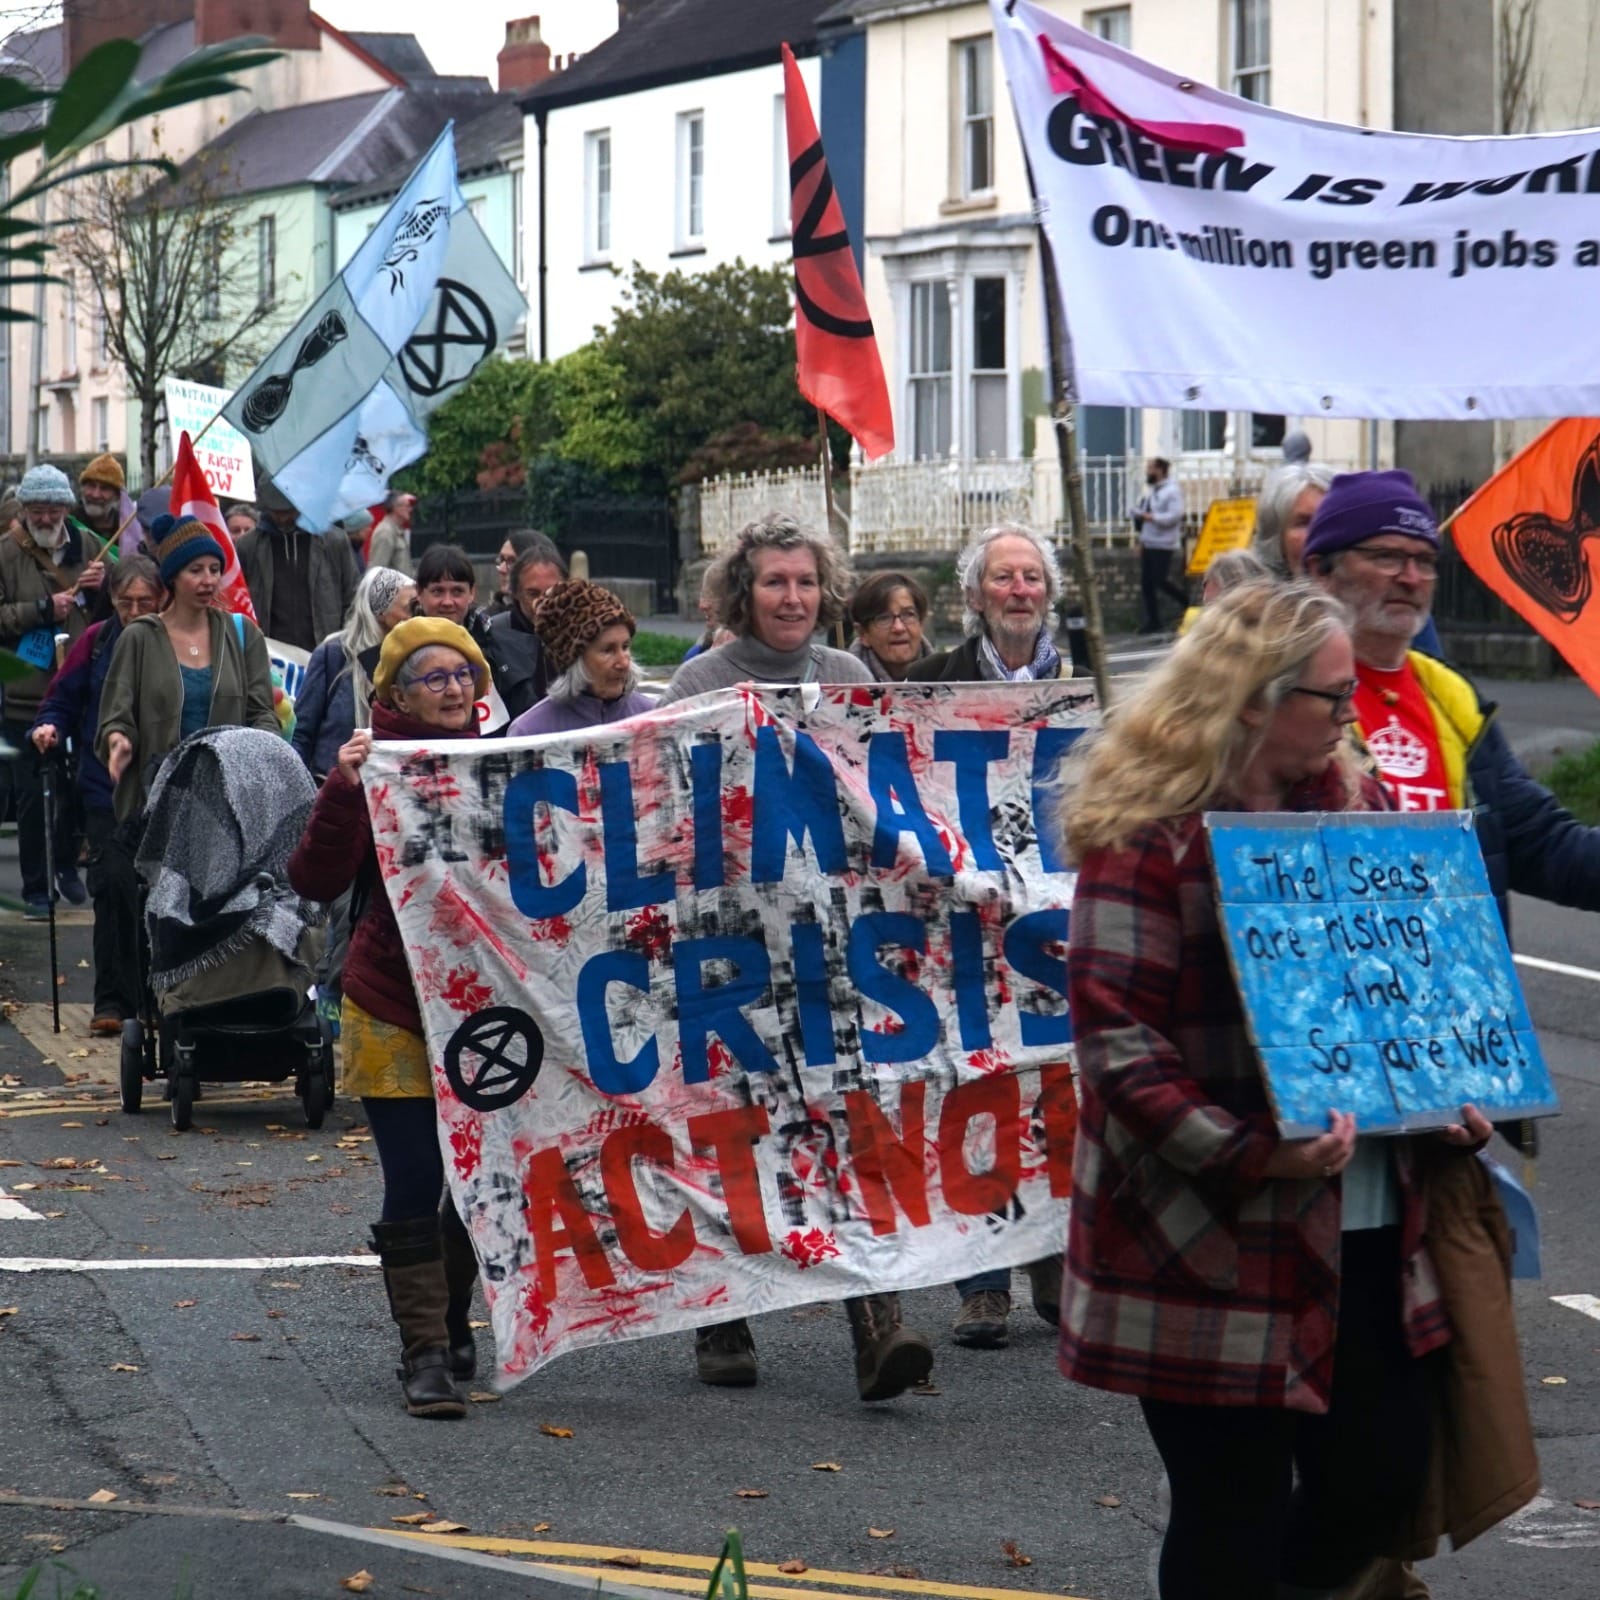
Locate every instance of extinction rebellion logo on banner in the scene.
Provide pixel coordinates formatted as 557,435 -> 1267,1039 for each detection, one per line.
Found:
366,681 -> 1094,1383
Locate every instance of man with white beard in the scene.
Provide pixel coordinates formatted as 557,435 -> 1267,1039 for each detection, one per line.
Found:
0,465 -> 110,915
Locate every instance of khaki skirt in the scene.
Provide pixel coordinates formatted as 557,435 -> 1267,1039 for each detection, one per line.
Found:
340,996 -> 433,1099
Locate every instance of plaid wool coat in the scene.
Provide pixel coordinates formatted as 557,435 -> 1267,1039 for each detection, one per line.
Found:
1060,772 -> 1451,1413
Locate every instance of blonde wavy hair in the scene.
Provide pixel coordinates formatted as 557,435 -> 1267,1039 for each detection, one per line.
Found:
707,511 -> 853,636
1061,580 -> 1357,862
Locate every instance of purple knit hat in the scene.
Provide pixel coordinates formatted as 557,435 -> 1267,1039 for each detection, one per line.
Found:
1302,470 -> 1438,562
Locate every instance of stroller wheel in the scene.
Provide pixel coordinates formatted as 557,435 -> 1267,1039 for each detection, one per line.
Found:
119,1021 -> 143,1116
170,1046 -> 196,1132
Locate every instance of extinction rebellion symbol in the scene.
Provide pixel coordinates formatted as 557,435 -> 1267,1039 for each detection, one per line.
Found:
399,279 -> 496,399
443,1006 -> 544,1112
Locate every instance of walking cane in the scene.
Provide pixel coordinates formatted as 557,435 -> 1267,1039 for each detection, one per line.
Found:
39,754 -> 61,1034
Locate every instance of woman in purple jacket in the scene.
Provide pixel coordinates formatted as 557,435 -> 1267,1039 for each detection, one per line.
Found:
506,580 -> 654,736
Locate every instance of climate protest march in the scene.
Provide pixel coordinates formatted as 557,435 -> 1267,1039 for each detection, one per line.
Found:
364,679 -> 1095,1383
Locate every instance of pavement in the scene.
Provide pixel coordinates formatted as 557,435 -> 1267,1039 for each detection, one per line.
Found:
0,672 -> 1598,1600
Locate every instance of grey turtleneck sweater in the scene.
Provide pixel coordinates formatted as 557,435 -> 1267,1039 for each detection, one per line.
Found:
655,632 -> 872,707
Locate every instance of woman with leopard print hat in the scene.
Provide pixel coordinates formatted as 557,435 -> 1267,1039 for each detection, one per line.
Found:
506,579 -> 654,735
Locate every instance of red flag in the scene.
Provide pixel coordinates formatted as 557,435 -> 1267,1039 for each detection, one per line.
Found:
172,430 -> 257,623
781,43 -> 894,461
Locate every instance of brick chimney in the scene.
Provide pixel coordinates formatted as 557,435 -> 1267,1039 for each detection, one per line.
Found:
498,15 -> 553,92
195,0 -> 318,50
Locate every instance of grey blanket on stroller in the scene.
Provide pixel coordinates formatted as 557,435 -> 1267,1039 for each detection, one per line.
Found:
137,727 -> 325,994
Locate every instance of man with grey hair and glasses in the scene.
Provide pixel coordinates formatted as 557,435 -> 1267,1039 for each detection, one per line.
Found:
907,523 -> 1071,684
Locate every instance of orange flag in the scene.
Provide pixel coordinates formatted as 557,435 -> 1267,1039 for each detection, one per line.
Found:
1451,418 -> 1600,695
781,42 -> 894,460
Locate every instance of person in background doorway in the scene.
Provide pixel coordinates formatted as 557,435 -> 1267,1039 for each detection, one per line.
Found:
1133,457 -> 1188,634
847,570 -> 934,681
366,492 -> 417,578
235,476 -> 360,654
29,556 -> 163,1031
484,543 -> 564,721
507,580 -> 654,735
0,465 -> 109,916
906,523 -> 1070,685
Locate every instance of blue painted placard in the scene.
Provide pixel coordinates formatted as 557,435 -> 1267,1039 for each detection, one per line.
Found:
1205,810 -> 1558,1135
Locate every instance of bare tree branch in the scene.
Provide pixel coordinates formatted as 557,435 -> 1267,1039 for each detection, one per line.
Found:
1498,0 -> 1541,134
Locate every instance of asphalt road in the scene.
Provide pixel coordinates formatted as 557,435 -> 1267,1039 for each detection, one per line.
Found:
1,676 -> 1598,1600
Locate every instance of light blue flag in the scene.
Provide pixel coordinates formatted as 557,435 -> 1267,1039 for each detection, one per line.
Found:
223,125 -> 523,531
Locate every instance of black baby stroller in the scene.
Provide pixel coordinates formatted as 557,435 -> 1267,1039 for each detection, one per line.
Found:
118,726 -> 335,1132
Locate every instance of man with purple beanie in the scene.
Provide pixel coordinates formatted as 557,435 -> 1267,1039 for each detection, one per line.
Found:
1304,468 -> 1600,924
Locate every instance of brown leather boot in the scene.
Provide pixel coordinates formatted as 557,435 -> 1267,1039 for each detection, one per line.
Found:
438,1202 -> 480,1381
845,1293 -> 933,1402
370,1218 -> 467,1419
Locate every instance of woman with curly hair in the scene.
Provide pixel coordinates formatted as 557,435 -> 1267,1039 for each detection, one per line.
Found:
655,512 -> 869,705
1057,580 -> 1494,1600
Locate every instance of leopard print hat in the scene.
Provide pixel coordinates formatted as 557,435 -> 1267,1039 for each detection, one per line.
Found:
533,580 -> 636,676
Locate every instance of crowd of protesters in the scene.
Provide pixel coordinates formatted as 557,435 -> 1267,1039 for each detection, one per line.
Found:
1,452 -> 1584,1598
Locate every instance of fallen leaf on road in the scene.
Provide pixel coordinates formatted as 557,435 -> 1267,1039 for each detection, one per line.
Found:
286,1492 -> 322,1501
265,1124 -> 286,1132
375,1485 -> 410,1498
230,1333 -> 261,1343
305,1154 -> 323,1163
911,1382 -> 942,1396
1095,1494 -> 1122,1508
777,1560 -> 808,1575
467,1391 -> 500,1404
734,1490 -> 768,1499
532,1522 -> 552,1533
0,1307 -> 17,1317
58,1121 -> 83,1128
43,1211 -> 64,1218
603,1554 -> 642,1569
11,1182 -> 38,1191
868,1528 -> 894,1539
1001,1542 -> 1032,1567
0,1159 -> 21,1167
539,1423 -> 574,1439
1542,1376 -> 1568,1386
108,1363 -> 140,1373
76,960 -> 89,969
340,1572 -> 374,1593
173,1300 -> 197,1310
156,1154 -> 176,1161
418,1520 -> 468,1535
392,1513 -> 434,1525
87,1490 -> 118,1504
1574,1499 -> 1600,1511
811,1462 -> 842,1472
67,1051 -> 88,1060
266,1310 -> 287,1320
270,1281 -> 302,1290
42,1157 -> 78,1169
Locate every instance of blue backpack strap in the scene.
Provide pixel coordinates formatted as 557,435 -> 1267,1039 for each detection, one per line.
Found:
231,611 -> 246,647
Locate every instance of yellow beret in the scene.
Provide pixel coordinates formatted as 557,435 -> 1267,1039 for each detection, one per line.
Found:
373,617 -> 490,705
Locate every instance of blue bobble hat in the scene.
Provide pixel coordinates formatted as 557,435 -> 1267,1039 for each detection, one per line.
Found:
149,514 -> 226,585
17,464 -> 76,505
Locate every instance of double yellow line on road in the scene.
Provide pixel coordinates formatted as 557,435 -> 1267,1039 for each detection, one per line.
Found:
382,1530 -> 1091,1600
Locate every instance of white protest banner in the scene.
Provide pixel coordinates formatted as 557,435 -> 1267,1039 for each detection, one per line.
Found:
164,378 -> 255,501
366,679 -> 1095,1383
265,635 -> 309,702
994,0 -> 1600,420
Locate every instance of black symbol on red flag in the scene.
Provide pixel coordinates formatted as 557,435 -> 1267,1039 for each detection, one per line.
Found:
790,142 -> 875,340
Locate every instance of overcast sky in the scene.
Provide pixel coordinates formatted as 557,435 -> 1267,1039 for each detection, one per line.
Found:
0,3 -> 620,80
323,0 -> 618,81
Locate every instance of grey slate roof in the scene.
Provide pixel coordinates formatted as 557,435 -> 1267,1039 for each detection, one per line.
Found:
329,93 -> 523,212
346,32 -> 436,82
520,0 -> 840,111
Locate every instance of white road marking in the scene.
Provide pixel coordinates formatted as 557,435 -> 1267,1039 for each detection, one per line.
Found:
0,1254 -> 374,1274
1514,953 -> 1600,984
1502,1495 -> 1600,1550
0,1190 -> 44,1222
1552,1292 -> 1600,1322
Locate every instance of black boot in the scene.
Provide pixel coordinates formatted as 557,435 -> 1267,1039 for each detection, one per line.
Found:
439,1201 -> 480,1381
370,1217 -> 467,1419
694,1318 -> 758,1386
845,1293 -> 933,1402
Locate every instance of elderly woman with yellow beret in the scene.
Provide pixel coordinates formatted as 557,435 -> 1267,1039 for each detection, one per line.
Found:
288,618 -> 488,1420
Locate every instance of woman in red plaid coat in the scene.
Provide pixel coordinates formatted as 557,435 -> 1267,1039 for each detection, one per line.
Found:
1058,581 -> 1492,1600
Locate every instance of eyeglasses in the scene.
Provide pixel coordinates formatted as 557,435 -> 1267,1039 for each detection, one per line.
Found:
403,666 -> 477,696
1348,544 -> 1439,577
1288,678 -> 1359,717
869,609 -> 921,629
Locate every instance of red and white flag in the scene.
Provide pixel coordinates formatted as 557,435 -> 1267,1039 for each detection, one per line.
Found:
172,429 -> 256,622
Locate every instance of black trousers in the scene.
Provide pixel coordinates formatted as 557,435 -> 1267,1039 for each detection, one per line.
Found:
364,1096 -> 446,1223
1140,1227 -> 1434,1600
1139,545 -> 1189,632
2,721 -> 80,900
83,807 -> 142,1020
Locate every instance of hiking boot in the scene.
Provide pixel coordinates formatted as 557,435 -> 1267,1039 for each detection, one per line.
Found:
847,1293 -> 933,1401
439,1201 -> 480,1382
695,1319 -> 758,1386
952,1288 -> 1011,1349
370,1218 -> 467,1419
1024,1254 -> 1062,1327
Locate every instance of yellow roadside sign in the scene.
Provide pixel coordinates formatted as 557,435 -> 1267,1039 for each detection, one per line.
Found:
1187,496 -> 1258,576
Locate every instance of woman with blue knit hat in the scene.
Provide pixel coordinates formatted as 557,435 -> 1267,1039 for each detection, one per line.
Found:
96,514 -> 279,820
